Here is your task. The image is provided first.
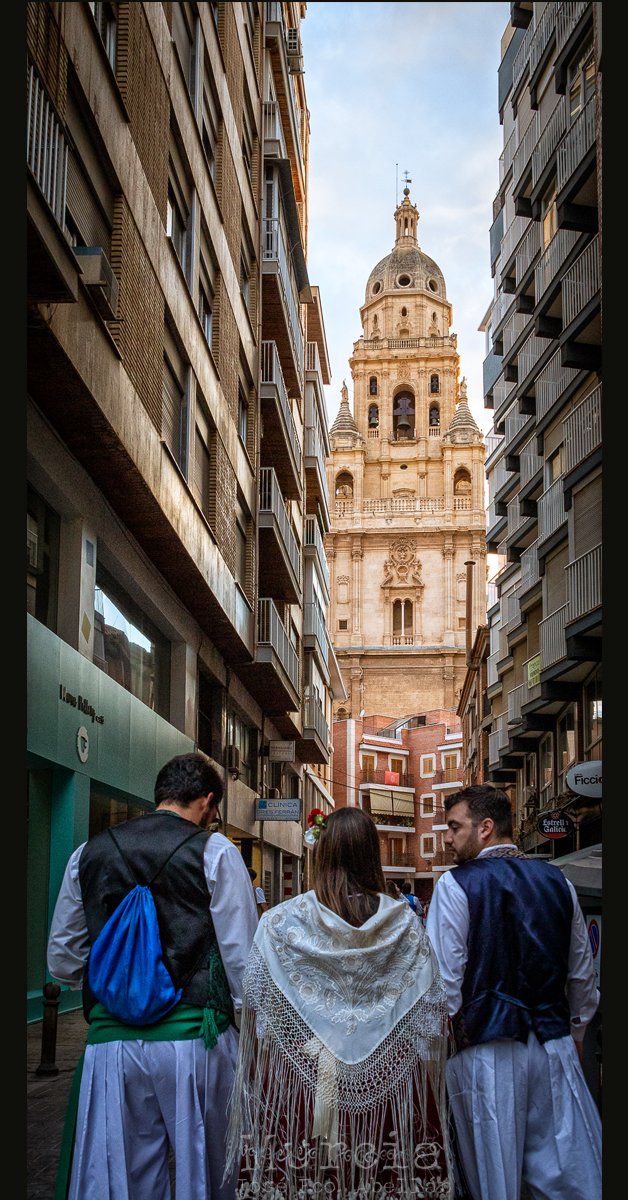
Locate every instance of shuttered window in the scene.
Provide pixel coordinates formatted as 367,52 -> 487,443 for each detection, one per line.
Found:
162,358 -> 184,470
544,544 -> 568,613
573,474 -> 602,558
66,155 -> 110,249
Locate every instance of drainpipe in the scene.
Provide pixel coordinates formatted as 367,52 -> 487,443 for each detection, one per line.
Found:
464,560 -> 476,668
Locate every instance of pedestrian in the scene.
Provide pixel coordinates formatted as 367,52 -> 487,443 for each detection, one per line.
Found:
426,784 -> 602,1200
47,750 -> 259,1200
247,866 -> 269,913
400,878 -> 424,920
225,806 -> 454,1197
386,879 -> 402,899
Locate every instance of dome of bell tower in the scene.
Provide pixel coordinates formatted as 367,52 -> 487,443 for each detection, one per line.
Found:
364,187 -> 447,304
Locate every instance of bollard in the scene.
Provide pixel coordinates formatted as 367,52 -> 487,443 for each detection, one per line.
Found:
36,981 -> 61,1076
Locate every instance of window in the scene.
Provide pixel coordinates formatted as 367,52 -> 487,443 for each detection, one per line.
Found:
94,562 -> 170,717
430,374 -> 440,394
420,755 -> 436,777
27,485 -> 60,632
361,754 -> 376,782
442,751 -> 460,781
172,1 -> 196,103
228,709 -> 256,789
338,619 -> 348,631
197,665 -> 224,762
335,472 -> 353,498
420,794 -> 435,818
541,182 -> 557,250
557,705 -> 577,794
569,43 -> 595,121
369,376 -> 378,396
234,494 -> 249,589
539,733 -> 554,807
421,835 -> 435,858
167,179 -> 190,278
240,227 -> 254,311
238,384 -> 249,446
584,667 -> 602,756
429,405 -> 440,427
242,92 -> 256,185
368,404 -> 379,428
393,392 -> 415,439
201,69 -> 220,180
547,447 -> 563,485
162,354 -> 187,473
88,2 -> 117,68
393,599 -> 413,643
193,391 -> 214,523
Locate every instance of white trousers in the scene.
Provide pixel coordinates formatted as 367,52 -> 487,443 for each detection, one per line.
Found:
68,1028 -> 240,1200
446,1033 -> 602,1200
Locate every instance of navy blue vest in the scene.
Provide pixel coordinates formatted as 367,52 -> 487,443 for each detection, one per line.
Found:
79,810 -> 233,1023
450,855 -> 573,1050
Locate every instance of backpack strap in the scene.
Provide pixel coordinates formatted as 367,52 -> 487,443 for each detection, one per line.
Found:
107,824 -> 204,888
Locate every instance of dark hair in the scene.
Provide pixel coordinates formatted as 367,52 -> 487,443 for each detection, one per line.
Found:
247,867 -> 257,881
400,880 -> 413,895
313,807 -> 386,927
386,880 -> 400,898
154,752 -> 224,809
444,784 -> 513,837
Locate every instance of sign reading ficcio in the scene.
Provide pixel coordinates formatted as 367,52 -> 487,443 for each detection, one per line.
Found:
536,809 -> 574,840
565,760 -> 602,799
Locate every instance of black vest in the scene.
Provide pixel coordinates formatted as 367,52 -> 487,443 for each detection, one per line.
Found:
450,855 -> 573,1050
78,811 -> 233,1023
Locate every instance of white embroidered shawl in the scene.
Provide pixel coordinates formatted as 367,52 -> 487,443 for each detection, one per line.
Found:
225,891 -> 454,1199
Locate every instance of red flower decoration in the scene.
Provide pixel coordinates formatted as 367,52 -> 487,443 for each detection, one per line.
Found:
307,808 -> 326,828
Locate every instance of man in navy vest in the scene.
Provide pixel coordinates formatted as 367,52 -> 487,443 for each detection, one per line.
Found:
426,784 -> 601,1200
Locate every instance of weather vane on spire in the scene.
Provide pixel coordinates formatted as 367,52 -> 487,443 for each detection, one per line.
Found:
402,170 -> 412,192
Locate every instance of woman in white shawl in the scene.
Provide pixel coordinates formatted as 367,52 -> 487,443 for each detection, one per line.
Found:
225,806 -> 454,1198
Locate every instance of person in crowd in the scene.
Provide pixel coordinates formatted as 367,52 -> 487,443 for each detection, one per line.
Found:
47,751 -> 259,1200
247,866 -> 269,914
400,878 -> 424,920
225,806 -> 454,1198
386,879 -> 402,900
426,784 -> 602,1200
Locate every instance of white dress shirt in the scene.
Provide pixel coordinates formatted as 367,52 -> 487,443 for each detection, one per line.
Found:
425,846 -> 599,1040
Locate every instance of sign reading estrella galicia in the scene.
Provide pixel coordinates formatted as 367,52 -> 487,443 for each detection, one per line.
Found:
255,797 -> 302,822
536,809 -> 574,840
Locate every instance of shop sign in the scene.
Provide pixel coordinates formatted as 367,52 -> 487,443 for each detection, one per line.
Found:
565,760 -> 602,799
268,740 -> 296,762
536,809 -> 574,840
255,797 -> 301,822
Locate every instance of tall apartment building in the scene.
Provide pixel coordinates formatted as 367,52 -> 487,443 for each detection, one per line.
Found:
330,710 -> 463,906
483,2 -> 601,860
26,1 -> 344,1023
325,189 -> 488,722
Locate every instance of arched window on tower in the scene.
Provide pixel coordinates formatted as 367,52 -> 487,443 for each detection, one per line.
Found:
454,468 -> 472,497
430,373 -> 440,394
393,599 -> 413,644
335,471 -> 354,499
368,403 -> 379,428
369,376 -> 378,396
392,391 -> 415,440
429,404 -> 440,428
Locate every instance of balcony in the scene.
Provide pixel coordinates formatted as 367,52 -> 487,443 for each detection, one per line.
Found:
555,2 -> 589,55
528,1 -> 556,78
507,684 -> 523,727
264,2 -> 306,192
493,379 -> 517,427
303,600 -> 329,679
522,653 -> 542,706
362,769 -> 414,789
512,114 -> 539,199
540,605 -> 567,670
295,695 -> 329,765
566,544 -> 602,625
518,333 -> 549,390
483,346 -> 503,399
561,235 -> 600,331
520,540 -> 540,594
519,442 -> 543,487
499,129 -> 517,185
304,421 -> 331,528
258,468 -> 302,603
304,514 -> 330,595
431,768 -> 463,788
262,218 -> 305,397
557,95 -> 596,197
531,96 -> 566,192
382,854 -> 416,871
260,341 -> 302,499
534,228 -> 580,306
252,597 -> 300,712
485,432 -> 505,466
512,22 -> 534,94
538,478 -> 567,544
27,58 -> 78,305
487,649 -> 501,688
515,221 -> 541,285
534,349 -> 580,424
563,384 -> 602,475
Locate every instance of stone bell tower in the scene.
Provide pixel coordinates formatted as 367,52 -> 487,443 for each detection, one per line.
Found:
326,187 -> 487,719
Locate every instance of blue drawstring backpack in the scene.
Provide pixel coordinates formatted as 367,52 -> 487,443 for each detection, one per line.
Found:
88,826 -> 202,1026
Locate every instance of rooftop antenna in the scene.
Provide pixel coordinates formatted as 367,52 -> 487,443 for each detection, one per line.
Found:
395,162 -> 398,205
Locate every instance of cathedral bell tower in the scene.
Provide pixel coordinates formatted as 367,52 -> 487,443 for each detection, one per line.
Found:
326,187 -> 486,719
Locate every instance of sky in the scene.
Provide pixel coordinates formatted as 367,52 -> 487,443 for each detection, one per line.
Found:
300,1 -> 510,434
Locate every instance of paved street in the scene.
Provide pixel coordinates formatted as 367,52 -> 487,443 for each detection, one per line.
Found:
27,1008 -> 86,1200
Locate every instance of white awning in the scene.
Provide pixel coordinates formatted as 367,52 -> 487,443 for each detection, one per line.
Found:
369,789 -> 414,816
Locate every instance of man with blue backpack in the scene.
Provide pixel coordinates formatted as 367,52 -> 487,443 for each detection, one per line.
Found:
400,878 -> 424,922
47,751 -> 258,1200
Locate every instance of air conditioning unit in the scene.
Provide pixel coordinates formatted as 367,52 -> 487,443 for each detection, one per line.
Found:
286,27 -> 304,73
227,745 -> 241,773
74,246 -> 119,320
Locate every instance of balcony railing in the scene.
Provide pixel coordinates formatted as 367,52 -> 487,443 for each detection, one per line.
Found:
515,221 -> 541,283
557,95 -> 596,193
522,652 -> 542,705
361,335 -> 457,351
504,407 -> 532,454
535,349 -> 579,422
507,495 -> 526,538
259,468 -> 301,585
487,581 -> 499,611
540,605 -> 567,669
305,340 -> 322,378
507,684 -> 523,726
562,235 -> 600,328
262,100 -> 287,157
529,2 -> 556,76
504,585 -> 522,633
532,95 -> 566,187
302,695 -> 329,747
518,333 -> 547,384
501,215 -> 527,266
261,340 -> 301,465
502,311 -> 528,354
538,478 -> 567,541
262,218 -> 304,390
487,649 -> 500,687
27,58 -> 69,229
512,21 -> 534,92
492,287 -> 516,331
534,228 -> 579,304
520,540 -> 540,592
555,2 -> 589,54
362,769 -> 414,788
304,515 -> 330,591
520,440 -> 542,486
512,114 -> 539,190
499,129 -> 517,183
566,544 -> 602,622
489,713 -> 506,765
485,432 -> 505,463
257,597 -> 300,691
382,853 -> 416,869
304,601 -> 328,667
304,422 -> 327,481
563,384 -> 602,473
363,497 -> 445,515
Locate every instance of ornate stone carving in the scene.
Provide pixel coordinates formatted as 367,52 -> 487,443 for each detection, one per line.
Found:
381,538 -> 424,588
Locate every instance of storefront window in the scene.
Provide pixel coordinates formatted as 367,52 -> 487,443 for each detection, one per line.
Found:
94,563 -> 171,717
539,733 -> 554,808
557,705 -> 578,794
584,667 -> 602,757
